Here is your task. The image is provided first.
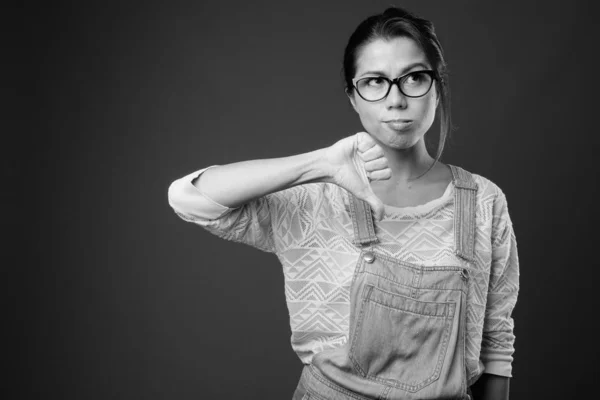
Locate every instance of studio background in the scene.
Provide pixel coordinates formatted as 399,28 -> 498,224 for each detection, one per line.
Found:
9,0 -> 599,399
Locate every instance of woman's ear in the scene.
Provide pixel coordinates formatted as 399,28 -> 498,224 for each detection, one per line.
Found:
346,89 -> 359,114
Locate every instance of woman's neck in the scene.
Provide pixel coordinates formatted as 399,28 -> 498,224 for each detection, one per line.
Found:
380,139 -> 436,184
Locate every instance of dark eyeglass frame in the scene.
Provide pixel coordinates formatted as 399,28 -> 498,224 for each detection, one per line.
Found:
351,70 -> 438,102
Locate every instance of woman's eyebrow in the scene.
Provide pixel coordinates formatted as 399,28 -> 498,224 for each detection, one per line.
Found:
358,62 -> 429,77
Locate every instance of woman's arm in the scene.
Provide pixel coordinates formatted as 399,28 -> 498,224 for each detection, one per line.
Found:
192,149 -> 332,209
470,373 -> 509,400
170,132 -> 390,220
167,133 -> 389,254
473,188 -> 519,400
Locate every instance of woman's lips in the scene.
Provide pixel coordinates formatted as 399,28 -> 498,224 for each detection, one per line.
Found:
384,119 -> 413,131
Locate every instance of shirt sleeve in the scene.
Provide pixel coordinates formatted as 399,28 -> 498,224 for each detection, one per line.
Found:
480,189 -> 520,377
167,165 -> 312,254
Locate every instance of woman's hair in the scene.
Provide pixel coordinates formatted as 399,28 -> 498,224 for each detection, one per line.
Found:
343,7 -> 452,176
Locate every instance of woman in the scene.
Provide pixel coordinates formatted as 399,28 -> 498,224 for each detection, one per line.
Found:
168,6 -> 519,400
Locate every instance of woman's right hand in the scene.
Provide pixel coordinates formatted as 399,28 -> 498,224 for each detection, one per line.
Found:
323,132 -> 391,221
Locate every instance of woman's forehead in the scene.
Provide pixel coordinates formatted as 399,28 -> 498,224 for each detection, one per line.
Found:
355,37 -> 430,76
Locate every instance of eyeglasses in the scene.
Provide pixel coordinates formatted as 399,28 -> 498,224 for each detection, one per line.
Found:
352,70 -> 437,102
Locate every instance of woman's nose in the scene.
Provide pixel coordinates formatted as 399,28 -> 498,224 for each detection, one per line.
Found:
386,82 -> 407,108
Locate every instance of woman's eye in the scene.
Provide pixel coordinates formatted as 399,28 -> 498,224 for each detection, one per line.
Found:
366,77 -> 386,86
405,72 -> 426,85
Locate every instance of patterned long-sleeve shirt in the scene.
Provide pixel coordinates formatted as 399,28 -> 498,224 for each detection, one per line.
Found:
167,165 -> 520,383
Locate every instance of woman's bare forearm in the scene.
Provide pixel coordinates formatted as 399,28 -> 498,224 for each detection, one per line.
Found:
470,373 -> 510,400
193,148 -> 333,209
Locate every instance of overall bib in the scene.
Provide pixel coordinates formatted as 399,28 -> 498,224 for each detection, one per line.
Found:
292,165 -> 477,400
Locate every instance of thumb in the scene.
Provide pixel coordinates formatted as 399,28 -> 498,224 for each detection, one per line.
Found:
358,188 -> 385,222
351,144 -> 385,221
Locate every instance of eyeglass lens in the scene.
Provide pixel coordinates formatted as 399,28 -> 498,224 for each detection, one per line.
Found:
356,71 -> 433,101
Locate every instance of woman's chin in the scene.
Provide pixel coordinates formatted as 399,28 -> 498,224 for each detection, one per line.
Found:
372,131 -> 420,150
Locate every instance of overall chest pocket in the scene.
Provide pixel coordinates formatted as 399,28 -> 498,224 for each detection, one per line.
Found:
348,282 -> 456,392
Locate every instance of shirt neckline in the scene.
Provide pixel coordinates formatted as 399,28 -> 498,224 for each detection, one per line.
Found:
382,179 -> 454,215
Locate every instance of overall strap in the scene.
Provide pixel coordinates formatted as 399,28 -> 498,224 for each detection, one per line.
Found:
348,192 -> 379,246
449,164 -> 478,262
348,164 -> 478,260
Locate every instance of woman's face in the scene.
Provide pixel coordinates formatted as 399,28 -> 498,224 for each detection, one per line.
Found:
348,36 -> 439,150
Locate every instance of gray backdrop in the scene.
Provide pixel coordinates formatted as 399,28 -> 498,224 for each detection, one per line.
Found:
9,0 -> 599,398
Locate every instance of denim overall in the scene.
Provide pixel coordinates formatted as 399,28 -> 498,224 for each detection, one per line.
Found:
292,165 -> 477,400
